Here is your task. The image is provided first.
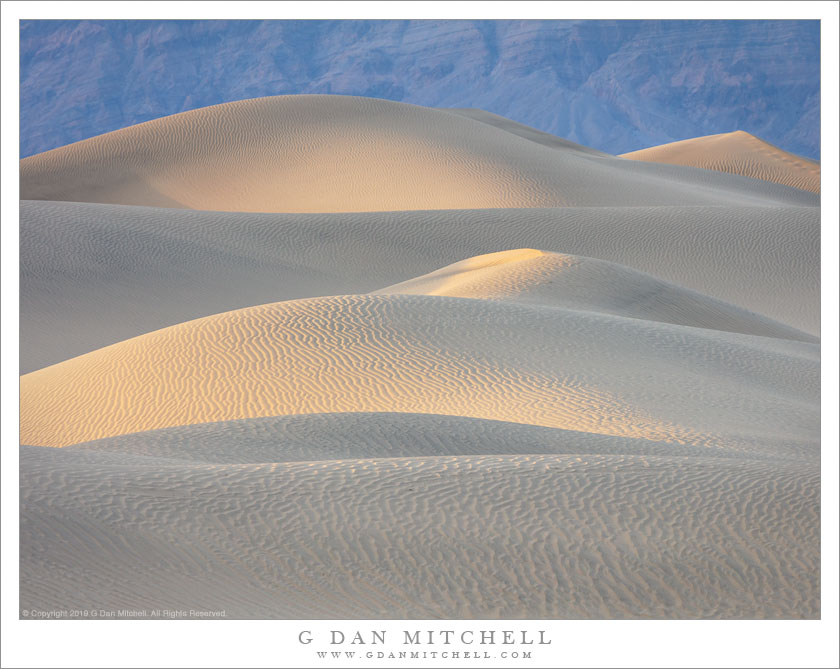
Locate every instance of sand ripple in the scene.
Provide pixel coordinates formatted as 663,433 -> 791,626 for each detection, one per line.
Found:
21,294 -> 818,449
20,201 -> 819,372
20,446 -> 819,618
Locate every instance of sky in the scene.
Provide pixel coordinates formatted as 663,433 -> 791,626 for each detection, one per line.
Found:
19,19 -> 821,159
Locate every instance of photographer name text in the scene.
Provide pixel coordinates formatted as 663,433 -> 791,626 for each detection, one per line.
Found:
299,629 -> 551,646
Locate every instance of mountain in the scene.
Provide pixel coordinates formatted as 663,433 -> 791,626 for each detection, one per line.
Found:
19,19 -> 820,159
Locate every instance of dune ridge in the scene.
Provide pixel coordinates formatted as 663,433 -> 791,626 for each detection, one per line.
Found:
621,130 -> 820,193
65,412 -> 818,465
375,249 -> 814,341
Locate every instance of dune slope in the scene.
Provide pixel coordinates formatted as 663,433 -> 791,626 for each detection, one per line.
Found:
20,201 -> 819,371
20,293 -> 818,449
375,249 -> 814,341
20,445 -> 819,618
20,96 -> 817,213
65,411 -> 816,465
443,108 -> 612,156
621,130 -> 820,193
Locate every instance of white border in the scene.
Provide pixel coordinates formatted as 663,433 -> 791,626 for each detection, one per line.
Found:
2,2 -> 838,668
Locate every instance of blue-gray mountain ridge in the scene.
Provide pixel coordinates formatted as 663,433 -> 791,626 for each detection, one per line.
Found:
20,19 -> 820,159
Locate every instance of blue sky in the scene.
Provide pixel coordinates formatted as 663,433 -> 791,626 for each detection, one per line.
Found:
20,19 -> 820,158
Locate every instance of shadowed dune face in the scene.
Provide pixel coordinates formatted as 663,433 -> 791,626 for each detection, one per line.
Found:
20,96 -> 818,213
66,412 -> 817,465
621,130 -> 820,193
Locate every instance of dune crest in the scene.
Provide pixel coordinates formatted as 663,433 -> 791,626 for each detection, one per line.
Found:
621,130 -> 820,193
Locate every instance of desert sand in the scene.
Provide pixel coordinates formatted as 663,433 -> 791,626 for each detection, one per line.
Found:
620,130 -> 821,194
20,201 -> 818,371
21,96 -> 817,212
19,95 -> 820,618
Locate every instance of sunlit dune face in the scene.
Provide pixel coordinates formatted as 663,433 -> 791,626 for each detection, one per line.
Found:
19,292 -> 816,449
374,249 -> 817,343
621,130 -> 820,194
19,97 -> 563,213
143,134 -> 550,213
376,248 -> 577,299
16,298 -> 687,447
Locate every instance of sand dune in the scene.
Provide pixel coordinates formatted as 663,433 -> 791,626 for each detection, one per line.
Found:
621,130 -> 820,193
19,95 -> 821,620
375,249 -> 814,341
66,412 -> 817,465
20,293 -> 818,449
21,445 -> 818,618
20,96 -> 817,213
20,200 -> 819,371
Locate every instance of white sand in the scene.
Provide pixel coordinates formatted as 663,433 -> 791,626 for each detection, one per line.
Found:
64,412 -> 815,464
19,95 -> 820,619
621,130 -> 820,194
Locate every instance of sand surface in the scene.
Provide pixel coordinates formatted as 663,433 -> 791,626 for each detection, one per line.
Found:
621,130 -> 820,194
20,201 -> 818,372
20,96 -> 817,212
21,445 -> 818,619
375,249 -> 814,341
19,95 -> 820,618
19,291 -> 819,448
